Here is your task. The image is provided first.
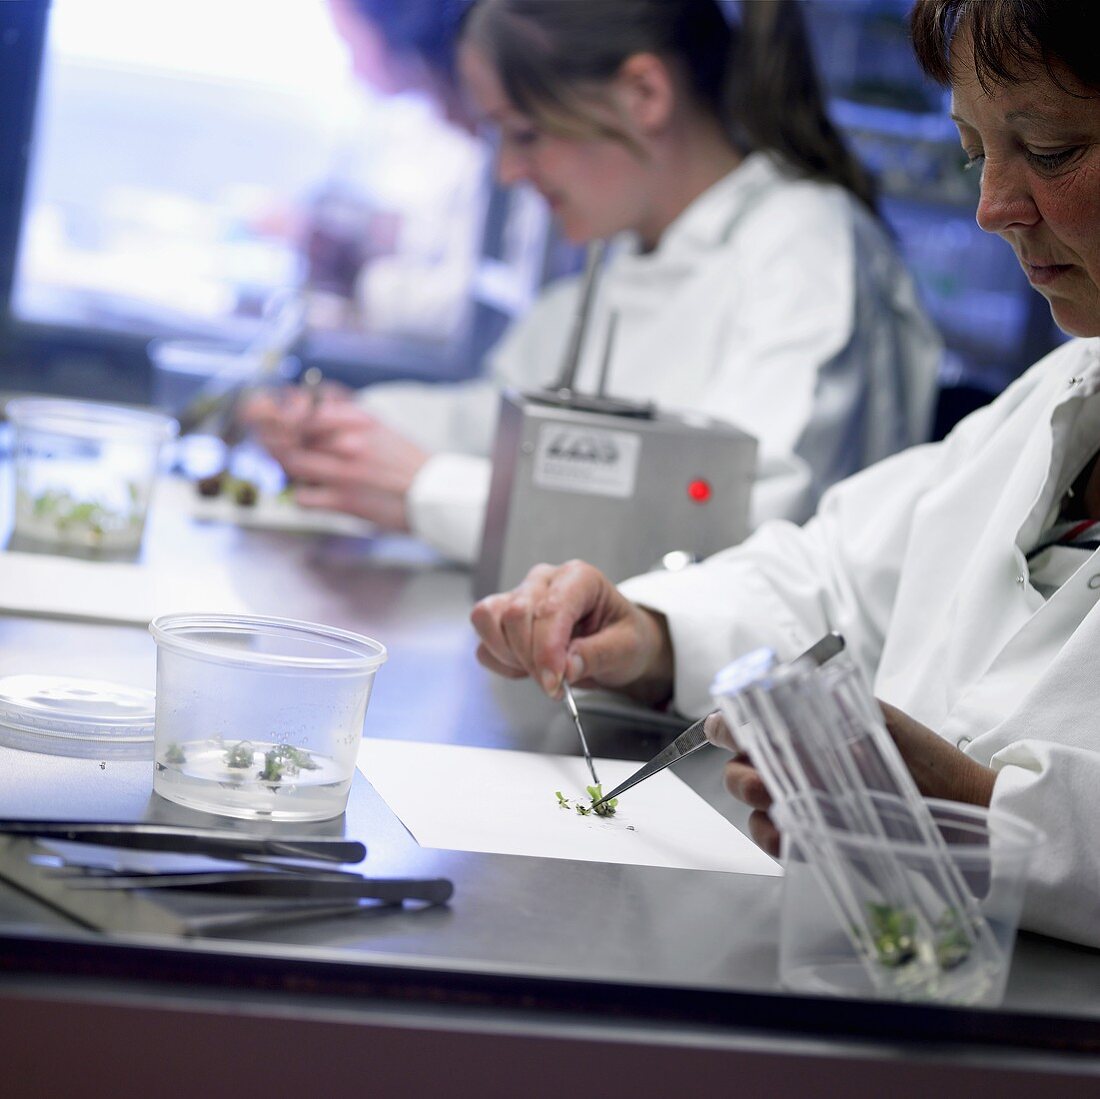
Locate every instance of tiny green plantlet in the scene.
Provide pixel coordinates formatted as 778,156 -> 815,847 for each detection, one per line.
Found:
273,744 -> 319,772
934,907 -> 973,970
224,741 -> 255,769
259,749 -> 285,782
164,742 -> 186,765
256,744 -> 318,783
25,484 -> 142,542
858,904 -> 973,972
866,903 -> 918,968
553,784 -> 618,817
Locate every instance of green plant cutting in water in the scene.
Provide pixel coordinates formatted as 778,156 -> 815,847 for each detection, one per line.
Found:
257,743 -> 320,782
27,484 -> 141,540
866,903 -> 918,967
861,903 -> 973,971
225,741 -> 255,769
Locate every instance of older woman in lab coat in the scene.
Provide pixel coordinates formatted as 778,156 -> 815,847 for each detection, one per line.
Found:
243,0 -> 940,563
470,0 -> 1100,948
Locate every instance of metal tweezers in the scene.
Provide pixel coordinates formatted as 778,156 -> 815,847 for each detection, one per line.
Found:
0,823 -> 454,935
60,870 -> 453,905
0,820 -> 366,864
590,632 -> 846,810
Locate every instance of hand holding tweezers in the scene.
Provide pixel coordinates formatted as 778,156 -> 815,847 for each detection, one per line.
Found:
590,632 -> 845,810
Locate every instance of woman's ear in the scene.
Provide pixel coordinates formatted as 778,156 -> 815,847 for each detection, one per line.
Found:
613,52 -> 676,134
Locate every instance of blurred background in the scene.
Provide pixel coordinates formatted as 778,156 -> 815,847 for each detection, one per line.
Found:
0,0 -> 1066,437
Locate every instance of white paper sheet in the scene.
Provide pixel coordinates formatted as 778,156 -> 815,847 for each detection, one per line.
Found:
359,738 -> 781,876
0,549 -> 251,626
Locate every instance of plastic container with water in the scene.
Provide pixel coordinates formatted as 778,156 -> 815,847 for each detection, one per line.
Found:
777,791 -> 1043,1005
149,613 -> 386,822
7,398 -> 177,554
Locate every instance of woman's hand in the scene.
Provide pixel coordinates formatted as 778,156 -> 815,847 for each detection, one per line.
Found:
702,712 -> 781,855
707,703 -> 996,859
469,560 -> 675,706
237,382 -> 351,468
276,403 -> 431,532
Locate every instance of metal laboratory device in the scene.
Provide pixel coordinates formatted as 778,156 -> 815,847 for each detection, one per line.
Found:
474,243 -> 758,600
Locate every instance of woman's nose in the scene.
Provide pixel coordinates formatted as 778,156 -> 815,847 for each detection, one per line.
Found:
975,157 -> 1040,235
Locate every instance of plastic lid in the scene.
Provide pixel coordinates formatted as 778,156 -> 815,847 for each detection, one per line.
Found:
0,674 -> 156,759
149,613 -> 387,672
710,647 -> 778,700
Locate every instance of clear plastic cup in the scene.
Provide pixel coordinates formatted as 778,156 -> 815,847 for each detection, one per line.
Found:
149,613 -> 387,822
7,398 -> 178,554
777,791 -> 1044,1006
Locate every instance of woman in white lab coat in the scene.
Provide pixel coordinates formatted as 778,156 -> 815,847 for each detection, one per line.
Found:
470,0 -> 1100,947
243,0 -> 940,563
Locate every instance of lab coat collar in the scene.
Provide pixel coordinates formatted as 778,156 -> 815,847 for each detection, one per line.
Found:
1061,337 -> 1100,395
617,151 -> 785,263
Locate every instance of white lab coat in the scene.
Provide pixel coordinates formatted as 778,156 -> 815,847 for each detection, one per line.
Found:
361,152 -> 942,563
619,336 -> 1100,947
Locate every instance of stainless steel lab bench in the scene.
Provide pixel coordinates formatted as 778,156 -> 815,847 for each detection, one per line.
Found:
2,479 -> 1099,1097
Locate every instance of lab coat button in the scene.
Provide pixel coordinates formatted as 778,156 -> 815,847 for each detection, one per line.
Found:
1069,376 -> 1082,387
957,735 -> 973,750
1089,574 -> 1100,590
1016,574 -> 1026,585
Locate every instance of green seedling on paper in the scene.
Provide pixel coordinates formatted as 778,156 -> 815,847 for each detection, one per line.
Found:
554,784 -> 617,817
194,472 -> 262,507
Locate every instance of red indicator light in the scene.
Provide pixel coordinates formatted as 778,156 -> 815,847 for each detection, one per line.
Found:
687,478 -> 711,503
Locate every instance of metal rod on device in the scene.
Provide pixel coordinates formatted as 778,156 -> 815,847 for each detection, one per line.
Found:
554,240 -> 607,395
595,311 -> 619,400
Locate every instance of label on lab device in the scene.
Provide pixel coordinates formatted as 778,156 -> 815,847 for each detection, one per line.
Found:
532,424 -> 640,498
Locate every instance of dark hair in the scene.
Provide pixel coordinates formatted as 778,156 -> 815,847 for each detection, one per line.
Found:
910,0 -> 1100,94
461,0 -> 877,211
349,0 -> 473,84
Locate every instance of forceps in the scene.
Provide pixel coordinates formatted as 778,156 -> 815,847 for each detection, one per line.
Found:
590,632 -> 845,810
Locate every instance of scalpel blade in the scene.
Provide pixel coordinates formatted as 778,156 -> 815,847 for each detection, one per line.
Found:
562,681 -> 600,786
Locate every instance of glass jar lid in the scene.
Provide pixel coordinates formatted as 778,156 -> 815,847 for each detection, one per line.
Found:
0,674 -> 155,759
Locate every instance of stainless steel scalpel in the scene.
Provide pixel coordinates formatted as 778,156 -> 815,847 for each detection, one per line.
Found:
561,680 -> 600,786
589,632 -> 845,810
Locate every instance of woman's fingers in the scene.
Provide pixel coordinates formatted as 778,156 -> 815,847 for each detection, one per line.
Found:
470,563 -> 590,693
703,710 -> 737,752
470,592 -> 535,678
747,809 -> 781,857
723,756 -> 773,811
474,642 -> 529,679
529,561 -> 611,693
281,445 -> 364,489
724,756 -> 779,855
